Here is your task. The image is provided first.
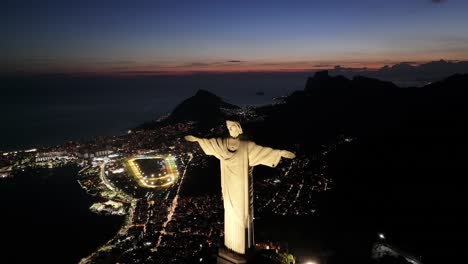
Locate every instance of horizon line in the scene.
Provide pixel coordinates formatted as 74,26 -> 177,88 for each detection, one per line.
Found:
2,59 -> 468,78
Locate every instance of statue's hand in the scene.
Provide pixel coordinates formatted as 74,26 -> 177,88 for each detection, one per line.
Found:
184,135 -> 199,142
281,150 -> 296,159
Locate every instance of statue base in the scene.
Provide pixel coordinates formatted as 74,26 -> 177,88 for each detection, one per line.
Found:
217,247 -> 248,264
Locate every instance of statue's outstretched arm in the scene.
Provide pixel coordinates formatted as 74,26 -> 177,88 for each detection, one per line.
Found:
280,150 -> 296,159
184,135 -> 201,142
185,135 -> 223,159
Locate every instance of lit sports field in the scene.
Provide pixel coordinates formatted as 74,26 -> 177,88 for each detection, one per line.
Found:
125,155 -> 178,188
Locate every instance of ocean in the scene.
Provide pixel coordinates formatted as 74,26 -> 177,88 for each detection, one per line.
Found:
0,73 -> 309,151
0,166 -> 124,263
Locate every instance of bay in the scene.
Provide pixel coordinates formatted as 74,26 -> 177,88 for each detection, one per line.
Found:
0,166 -> 124,263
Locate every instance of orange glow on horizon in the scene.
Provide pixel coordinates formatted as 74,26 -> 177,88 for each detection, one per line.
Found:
6,58 -> 467,77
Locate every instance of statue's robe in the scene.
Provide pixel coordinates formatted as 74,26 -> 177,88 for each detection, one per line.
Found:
197,138 -> 282,254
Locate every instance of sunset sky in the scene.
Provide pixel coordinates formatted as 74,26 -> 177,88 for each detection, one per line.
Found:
3,0 -> 468,75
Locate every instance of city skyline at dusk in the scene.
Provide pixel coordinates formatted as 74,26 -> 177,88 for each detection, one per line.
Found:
3,0 -> 468,75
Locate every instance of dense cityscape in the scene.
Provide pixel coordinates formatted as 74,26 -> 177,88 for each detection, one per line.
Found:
0,106 -> 355,263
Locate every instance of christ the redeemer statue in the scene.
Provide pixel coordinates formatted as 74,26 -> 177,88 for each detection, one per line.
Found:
185,120 -> 295,257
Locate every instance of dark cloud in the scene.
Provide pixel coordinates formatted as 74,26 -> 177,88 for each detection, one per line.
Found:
313,64 -> 335,68
258,61 -> 309,67
431,0 -> 447,4
259,62 -> 283,66
116,70 -> 173,75
175,61 -> 243,68
397,61 -> 420,65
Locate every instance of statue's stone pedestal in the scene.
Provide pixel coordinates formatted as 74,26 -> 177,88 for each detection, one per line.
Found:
217,247 -> 248,264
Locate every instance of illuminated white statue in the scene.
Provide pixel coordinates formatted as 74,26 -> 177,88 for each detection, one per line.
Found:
185,120 -> 295,256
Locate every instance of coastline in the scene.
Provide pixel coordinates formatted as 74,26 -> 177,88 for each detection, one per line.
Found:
78,160 -> 138,263
0,166 -> 124,263
79,199 -> 137,264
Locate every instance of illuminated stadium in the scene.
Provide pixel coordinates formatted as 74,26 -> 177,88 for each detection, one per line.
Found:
125,155 -> 179,188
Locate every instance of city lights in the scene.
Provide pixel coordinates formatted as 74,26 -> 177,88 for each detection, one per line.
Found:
379,233 -> 386,240
125,155 -> 178,188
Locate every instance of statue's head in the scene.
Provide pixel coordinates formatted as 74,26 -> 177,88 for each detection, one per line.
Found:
226,120 -> 243,138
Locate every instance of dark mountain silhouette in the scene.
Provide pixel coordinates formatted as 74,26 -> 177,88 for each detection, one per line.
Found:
305,70 -> 398,92
244,71 -> 468,263
169,89 -> 239,123
305,70 -> 351,92
330,60 -> 468,87
257,70 -> 468,150
138,89 -> 239,130
425,72 -> 468,91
